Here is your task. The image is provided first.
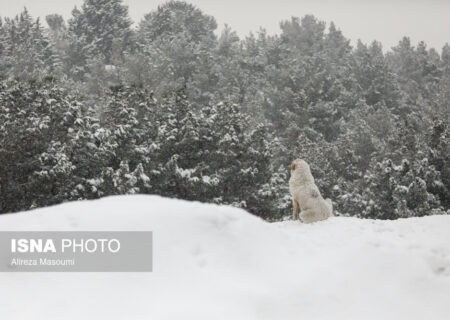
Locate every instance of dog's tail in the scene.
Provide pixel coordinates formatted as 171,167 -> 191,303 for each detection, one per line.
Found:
325,198 -> 334,216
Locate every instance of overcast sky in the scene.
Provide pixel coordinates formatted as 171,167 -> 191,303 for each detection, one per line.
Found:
0,0 -> 448,51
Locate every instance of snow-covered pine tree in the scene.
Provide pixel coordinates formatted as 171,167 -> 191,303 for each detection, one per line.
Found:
362,157 -> 445,219
0,8 -> 53,79
149,90 -> 204,200
197,102 -> 283,218
352,40 -> 403,113
68,0 -> 132,64
0,17 -> 6,75
45,14 -> 67,77
0,78 -> 97,212
97,85 -> 157,195
135,1 -> 218,101
427,120 -> 449,209
138,1 -> 216,44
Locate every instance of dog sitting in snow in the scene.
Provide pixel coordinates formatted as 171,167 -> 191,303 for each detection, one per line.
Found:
289,159 -> 333,223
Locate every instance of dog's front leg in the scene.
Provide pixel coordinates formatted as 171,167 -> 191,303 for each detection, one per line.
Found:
292,199 -> 299,220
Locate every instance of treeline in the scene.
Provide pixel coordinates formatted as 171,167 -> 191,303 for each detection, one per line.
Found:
0,0 -> 448,219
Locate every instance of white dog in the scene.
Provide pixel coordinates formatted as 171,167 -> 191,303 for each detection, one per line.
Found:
289,159 -> 333,223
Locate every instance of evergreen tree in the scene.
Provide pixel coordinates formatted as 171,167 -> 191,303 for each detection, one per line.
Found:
138,1 -> 216,44
353,40 -> 403,112
45,14 -> 67,76
68,0 -> 132,64
135,1 -> 218,101
280,15 -> 325,55
0,78 -> 97,212
0,8 -> 53,79
428,120 -> 450,208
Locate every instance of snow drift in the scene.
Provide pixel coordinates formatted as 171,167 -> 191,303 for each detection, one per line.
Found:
0,195 -> 449,320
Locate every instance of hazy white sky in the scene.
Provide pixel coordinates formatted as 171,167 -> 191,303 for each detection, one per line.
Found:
0,0 -> 449,51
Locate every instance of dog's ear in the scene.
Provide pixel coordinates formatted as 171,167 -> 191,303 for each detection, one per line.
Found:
291,161 -> 296,171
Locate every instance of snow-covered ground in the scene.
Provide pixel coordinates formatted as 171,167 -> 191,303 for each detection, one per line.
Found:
0,195 -> 449,320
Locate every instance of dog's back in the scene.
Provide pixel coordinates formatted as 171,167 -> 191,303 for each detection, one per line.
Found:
299,196 -> 333,223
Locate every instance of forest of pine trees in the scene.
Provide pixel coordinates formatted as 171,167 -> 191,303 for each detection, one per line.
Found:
0,1 -> 448,219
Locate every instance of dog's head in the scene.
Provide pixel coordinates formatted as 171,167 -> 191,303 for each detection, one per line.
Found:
291,159 -> 308,171
290,159 -> 314,182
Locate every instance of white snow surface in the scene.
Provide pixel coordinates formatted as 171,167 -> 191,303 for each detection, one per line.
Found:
0,195 -> 449,320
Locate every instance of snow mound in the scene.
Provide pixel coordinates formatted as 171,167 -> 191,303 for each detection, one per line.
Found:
0,195 -> 449,320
